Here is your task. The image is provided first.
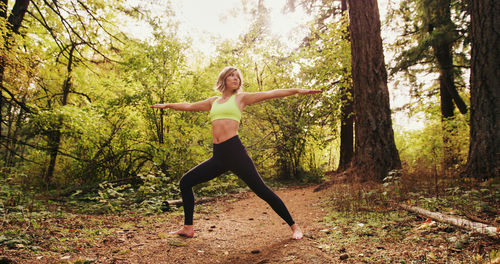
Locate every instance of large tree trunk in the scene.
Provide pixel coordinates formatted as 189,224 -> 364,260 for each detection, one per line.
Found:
347,0 -> 401,182
462,0 -> 500,180
337,0 -> 354,172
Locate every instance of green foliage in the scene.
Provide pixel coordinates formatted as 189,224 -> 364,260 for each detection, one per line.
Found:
0,0 -> 477,213
67,171 -> 180,214
0,178 -> 50,251
196,173 -> 246,197
394,112 -> 469,174
386,0 -> 470,119
319,204 -> 414,254
296,12 -> 351,173
409,178 -> 500,217
0,178 -> 25,209
1,0 -> 346,194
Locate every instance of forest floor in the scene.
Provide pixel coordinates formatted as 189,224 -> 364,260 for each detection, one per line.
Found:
1,183 -> 499,264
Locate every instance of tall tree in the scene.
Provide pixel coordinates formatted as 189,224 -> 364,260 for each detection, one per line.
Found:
0,0 -> 30,160
124,28 -> 187,176
44,43 -> 76,187
462,0 -> 499,180
424,0 -> 468,168
389,0 -> 470,168
337,0 -> 353,171
347,0 -> 401,181
285,0 -> 354,172
27,0 -> 123,187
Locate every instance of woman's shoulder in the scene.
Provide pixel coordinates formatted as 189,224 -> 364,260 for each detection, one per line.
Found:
234,92 -> 248,101
204,96 -> 218,106
235,92 -> 252,99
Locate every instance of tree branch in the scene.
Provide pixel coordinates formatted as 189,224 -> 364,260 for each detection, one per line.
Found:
1,86 -> 33,113
399,203 -> 499,238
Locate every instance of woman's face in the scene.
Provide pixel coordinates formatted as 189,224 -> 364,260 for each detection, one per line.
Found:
225,71 -> 241,91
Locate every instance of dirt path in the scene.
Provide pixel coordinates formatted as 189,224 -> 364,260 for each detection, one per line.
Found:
3,182 -> 499,263
80,185 -> 333,264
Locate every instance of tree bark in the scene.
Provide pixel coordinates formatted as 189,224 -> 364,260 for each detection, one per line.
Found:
347,0 -> 401,182
7,0 -> 30,34
462,0 -> 500,180
337,0 -> 354,172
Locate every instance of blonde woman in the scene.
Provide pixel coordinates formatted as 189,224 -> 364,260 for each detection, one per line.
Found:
151,66 -> 321,240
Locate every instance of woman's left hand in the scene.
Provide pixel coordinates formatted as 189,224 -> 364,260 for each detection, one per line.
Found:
298,89 -> 322,95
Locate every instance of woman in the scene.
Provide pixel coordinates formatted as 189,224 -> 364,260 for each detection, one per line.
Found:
151,66 -> 321,240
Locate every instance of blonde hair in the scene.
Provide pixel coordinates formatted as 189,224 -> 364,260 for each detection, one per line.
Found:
214,66 -> 243,94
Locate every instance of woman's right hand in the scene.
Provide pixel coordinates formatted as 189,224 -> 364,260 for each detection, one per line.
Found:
151,104 -> 168,109
297,89 -> 322,95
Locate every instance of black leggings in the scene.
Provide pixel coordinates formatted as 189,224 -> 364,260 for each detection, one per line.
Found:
179,135 -> 295,226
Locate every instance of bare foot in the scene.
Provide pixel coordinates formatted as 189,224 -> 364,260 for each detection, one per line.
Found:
291,224 -> 303,240
169,225 -> 194,238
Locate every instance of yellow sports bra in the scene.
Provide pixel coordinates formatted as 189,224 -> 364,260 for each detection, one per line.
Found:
209,94 -> 242,123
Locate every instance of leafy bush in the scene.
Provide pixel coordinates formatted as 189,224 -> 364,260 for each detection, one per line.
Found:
68,171 -> 180,214
196,173 -> 246,197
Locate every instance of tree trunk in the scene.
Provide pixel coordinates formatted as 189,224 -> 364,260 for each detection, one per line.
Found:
0,0 -> 7,19
433,39 -> 468,116
45,44 -> 75,188
423,0 -> 468,116
1,0 -> 30,154
425,0 -> 468,169
462,0 -> 500,180
347,0 -> 401,182
7,0 -> 30,34
0,0 -> 6,145
5,102 -> 24,167
337,0 -> 354,172
156,108 -> 169,176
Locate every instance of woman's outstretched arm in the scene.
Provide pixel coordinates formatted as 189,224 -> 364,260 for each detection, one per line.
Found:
151,97 -> 217,111
241,89 -> 322,107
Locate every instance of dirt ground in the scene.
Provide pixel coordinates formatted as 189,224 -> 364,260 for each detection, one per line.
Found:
83,185 -> 335,264
2,184 -> 499,263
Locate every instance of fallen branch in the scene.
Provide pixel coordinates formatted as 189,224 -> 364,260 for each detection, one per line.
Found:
398,203 -> 499,238
162,197 -> 216,211
465,213 -> 492,225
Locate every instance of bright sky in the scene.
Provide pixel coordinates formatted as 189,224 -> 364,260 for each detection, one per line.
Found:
171,0 -> 310,55
126,0 -> 395,56
125,0 -> 310,54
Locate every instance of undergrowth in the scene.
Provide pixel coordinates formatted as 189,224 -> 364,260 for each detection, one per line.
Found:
319,169 -> 499,263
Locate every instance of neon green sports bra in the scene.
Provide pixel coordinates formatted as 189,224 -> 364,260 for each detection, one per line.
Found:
209,94 -> 242,123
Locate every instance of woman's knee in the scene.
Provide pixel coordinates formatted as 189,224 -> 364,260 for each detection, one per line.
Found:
251,184 -> 275,200
179,174 -> 193,191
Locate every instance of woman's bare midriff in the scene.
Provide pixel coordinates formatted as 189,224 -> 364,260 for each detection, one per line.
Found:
212,119 -> 239,144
